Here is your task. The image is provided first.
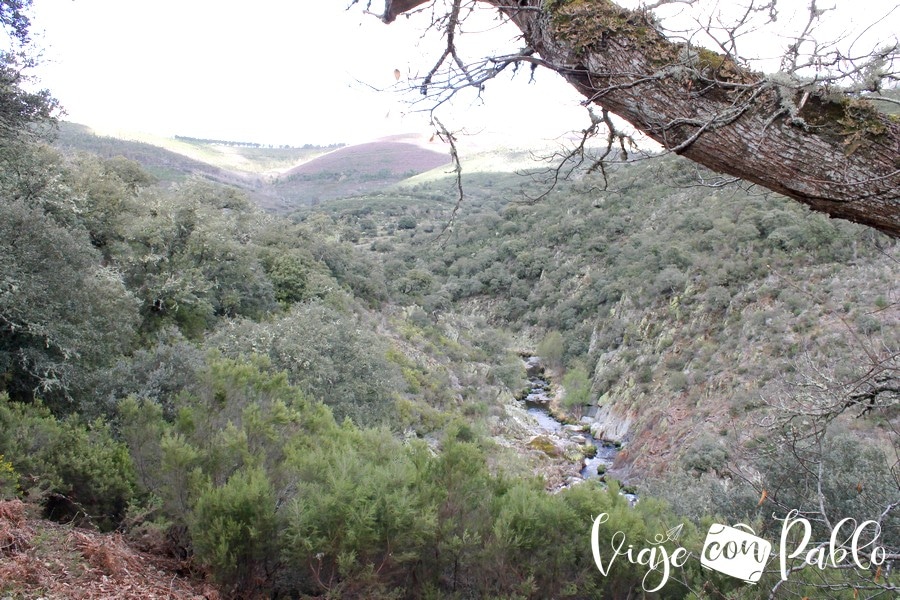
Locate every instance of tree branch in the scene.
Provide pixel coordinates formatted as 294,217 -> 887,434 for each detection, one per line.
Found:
377,0 -> 900,237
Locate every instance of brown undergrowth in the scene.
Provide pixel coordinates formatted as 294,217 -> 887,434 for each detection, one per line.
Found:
0,499 -> 219,600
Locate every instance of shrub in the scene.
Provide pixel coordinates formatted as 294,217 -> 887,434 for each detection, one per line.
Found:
536,331 -> 565,370
681,435 -> 729,475
0,393 -> 135,530
190,466 -> 277,589
267,252 -> 309,304
562,362 -> 592,409
0,453 -> 18,498
397,215 -> 417,229
667,371 -> 688,392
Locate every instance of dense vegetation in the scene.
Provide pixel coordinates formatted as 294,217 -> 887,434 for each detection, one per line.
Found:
4,124 -> 895,597
0,5 -> 897,597
0,130 -> 712,597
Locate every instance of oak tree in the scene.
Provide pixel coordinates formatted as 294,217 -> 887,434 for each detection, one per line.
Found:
370,0 -> 900,237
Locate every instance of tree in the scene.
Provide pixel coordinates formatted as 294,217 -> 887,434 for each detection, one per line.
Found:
0,198 -> 139,405
0,0 -> 58,142
536,329 -> 565,370
561,361 -> 592,415
372,0 -> 899,237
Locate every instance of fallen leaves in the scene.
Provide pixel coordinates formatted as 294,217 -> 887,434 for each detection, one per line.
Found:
0,499 -> 219,599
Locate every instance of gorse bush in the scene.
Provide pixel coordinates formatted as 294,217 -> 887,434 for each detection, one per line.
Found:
191,466 -> 278,590
0,452 -> 19,499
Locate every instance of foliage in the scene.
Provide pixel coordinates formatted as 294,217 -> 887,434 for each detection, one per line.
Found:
0,196 -> 139,405
89,327 -> 207,417
537,330 -> 565,370
0,392 -> 135,530
109,354 -> 711,598
0,0 -> 58,146
680,434 -> 729,476
0,452 -> 18,498
757,427 -> 899,548
267,252 -> 310,304
206,302 -> 401,426
0,59 -> 894,597
115,182 -> 277,334
397,214 -> 417,229
190,466 -> 278,590
561,361 -> 592,409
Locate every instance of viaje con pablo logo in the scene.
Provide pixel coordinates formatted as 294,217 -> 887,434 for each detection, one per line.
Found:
591,509 -> 889,592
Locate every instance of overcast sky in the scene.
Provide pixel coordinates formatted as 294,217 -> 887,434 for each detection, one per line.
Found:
27,0 -> 899,147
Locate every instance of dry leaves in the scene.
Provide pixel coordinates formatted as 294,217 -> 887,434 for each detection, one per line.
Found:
0,499 -> 219,599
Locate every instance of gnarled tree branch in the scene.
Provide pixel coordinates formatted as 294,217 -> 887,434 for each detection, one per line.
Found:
379,0 -> 900,237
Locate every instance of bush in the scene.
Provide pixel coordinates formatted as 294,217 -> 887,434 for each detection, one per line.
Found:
0,393 -> 135,530
190,466 -> 277,589
667,371 -> 688,392
681,435 -> 729,475
0,453 -> 18,499
267,252 -> 309,304
397,215 -> 417,229
537,331 -> 565,370
561,362 -> 592,409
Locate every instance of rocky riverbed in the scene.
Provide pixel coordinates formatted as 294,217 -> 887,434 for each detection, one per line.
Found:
516,356 -> 636,500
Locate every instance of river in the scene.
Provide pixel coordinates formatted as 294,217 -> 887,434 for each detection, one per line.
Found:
521,356 -> 636,501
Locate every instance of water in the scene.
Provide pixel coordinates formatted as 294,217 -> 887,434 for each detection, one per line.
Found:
520,365 -> 619,479
520,361 -> 638,503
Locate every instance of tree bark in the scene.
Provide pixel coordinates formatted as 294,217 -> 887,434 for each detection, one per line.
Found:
384,0 -> 900,238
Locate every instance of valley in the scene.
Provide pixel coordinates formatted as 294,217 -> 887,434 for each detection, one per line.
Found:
0,120 -> 895,599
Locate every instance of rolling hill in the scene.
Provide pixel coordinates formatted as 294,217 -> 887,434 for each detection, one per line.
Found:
269,136 -> 450,207
52,123 -> 451,212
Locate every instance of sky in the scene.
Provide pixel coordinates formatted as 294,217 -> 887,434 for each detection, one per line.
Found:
25,0 -> 899,148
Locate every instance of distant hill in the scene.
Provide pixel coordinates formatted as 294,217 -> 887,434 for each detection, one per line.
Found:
271,139 -> 451,207
54,122 -> 256,188
53,123 -> 451,212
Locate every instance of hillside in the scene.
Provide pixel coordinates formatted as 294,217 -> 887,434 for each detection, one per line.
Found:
297,155 -> 899,481
4,120 -> 897,599
0,499 -> 215,599
53,123 -> 451,212
54,122 -> 258,186
271,138 -> 450,207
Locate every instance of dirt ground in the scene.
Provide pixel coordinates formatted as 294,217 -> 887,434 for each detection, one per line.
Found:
0,499 -> 220,600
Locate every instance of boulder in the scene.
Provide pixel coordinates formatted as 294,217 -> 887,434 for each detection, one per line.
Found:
524,356 -> 545,377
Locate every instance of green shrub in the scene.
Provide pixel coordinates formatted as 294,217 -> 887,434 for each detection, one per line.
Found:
190,466 -> 277,588
636,365 -> 654,384
0,392 -> 135,530
0,453 -> 18,498
267,252 -> 309,304
397,215 -> 417,229
681,435 -> 729,475
562,362 -> 592,409
667,371 -> 688,392
536,330 -> 565,370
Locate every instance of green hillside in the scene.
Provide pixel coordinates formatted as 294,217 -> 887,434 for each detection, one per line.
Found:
3,0 -> 896,593
55,122 -> 257,184
1,121 -> 896,599
54,123 -> 453,212
298,154 -> 898,477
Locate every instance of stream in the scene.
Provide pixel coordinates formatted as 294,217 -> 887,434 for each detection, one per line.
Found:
521,357 -> 637,502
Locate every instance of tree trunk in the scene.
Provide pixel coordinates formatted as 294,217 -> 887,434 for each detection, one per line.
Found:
384,0 -> 900,237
